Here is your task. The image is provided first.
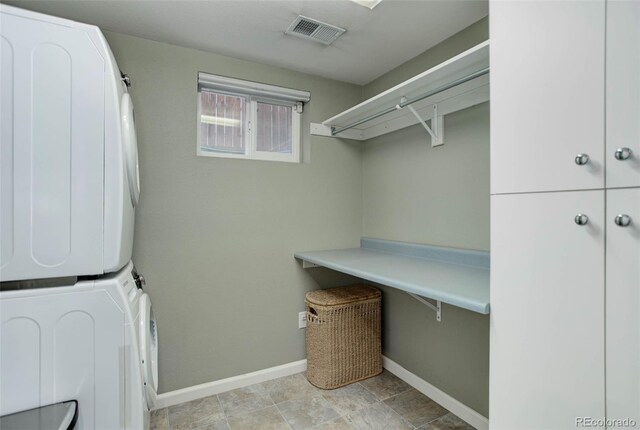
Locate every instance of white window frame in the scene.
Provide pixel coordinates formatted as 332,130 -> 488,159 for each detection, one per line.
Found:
197,89 -> 251,160
197,73 -> 310,163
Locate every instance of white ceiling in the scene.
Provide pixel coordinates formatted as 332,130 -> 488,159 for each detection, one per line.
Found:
3,0 -> 487,85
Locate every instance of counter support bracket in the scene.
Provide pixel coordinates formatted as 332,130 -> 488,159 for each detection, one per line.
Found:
402,100 -> 444,147
407,292 -> 442,322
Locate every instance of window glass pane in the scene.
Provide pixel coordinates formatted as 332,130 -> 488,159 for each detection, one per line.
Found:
200,91 -> 246,154
256,102 -> 292,154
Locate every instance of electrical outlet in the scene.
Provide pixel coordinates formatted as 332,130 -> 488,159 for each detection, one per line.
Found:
298,311 -> 307,329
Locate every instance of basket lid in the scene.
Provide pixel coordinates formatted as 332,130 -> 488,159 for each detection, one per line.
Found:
305,285 -> 381,306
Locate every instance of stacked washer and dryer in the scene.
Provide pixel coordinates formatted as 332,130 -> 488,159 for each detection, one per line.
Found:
0,5 -> 157,429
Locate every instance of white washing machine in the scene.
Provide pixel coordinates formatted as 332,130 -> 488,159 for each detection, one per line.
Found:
0,262 -> 158,429
0,4 -> 139,281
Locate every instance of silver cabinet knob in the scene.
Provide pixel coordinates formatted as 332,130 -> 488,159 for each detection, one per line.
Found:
614,147 -> 633,160
575,153 -> 590,165
575,214 -> 589,225
614,214 -> 632,227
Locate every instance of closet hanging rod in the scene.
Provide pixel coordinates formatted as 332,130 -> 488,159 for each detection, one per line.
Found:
331,66 -> 490,136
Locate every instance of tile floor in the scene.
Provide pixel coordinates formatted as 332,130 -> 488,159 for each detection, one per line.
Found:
151,371 -> 475,430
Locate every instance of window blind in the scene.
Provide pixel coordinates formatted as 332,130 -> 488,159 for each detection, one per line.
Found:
198,72 -> 310,104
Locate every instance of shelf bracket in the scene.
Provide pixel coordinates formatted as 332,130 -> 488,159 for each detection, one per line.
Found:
302,260 -> 320,269
398,98 -> 444,147
407,293 -> 442,322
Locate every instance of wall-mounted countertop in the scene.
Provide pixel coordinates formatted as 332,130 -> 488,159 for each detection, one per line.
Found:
295,237 -> 490,314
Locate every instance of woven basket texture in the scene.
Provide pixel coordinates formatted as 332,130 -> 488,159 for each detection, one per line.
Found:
305,284 -> 382,389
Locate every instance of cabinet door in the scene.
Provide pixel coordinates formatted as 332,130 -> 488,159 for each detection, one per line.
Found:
490,1 -> 605,194
490,191 -> 605,429
606,188 -> 640,424
606,1 -> 640,188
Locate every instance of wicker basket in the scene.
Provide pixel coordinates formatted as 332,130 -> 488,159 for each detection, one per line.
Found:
305,284 -> 382,389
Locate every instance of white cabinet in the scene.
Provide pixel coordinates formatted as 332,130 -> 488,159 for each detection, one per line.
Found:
490,191 -> 605,429
606,1 -> 640,188
606,188 -> 640,425
490,1 -> 639,429
490,0 -> 605,194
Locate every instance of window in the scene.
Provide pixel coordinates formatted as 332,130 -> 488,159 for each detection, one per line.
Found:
197,72 -> 310,163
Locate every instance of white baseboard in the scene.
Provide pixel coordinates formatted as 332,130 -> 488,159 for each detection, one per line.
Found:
382,356 -> 489,430
154,356 -> 489,430
154,359 -> 307,409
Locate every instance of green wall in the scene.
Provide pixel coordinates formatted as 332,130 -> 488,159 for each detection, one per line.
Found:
105,14 -> 490,417
364,17 -> 489,99
104,32 -> 364,393
361,17 -> 490,416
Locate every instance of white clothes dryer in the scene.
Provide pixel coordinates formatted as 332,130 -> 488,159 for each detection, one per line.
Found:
0,261 -> 157,429
0,5 -> 139,281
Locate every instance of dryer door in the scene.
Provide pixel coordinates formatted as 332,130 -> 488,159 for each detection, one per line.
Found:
121,93 -> 140,207
139,293 -> 158,410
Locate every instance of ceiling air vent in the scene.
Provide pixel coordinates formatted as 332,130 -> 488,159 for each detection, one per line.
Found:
285,15 -> 346,45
